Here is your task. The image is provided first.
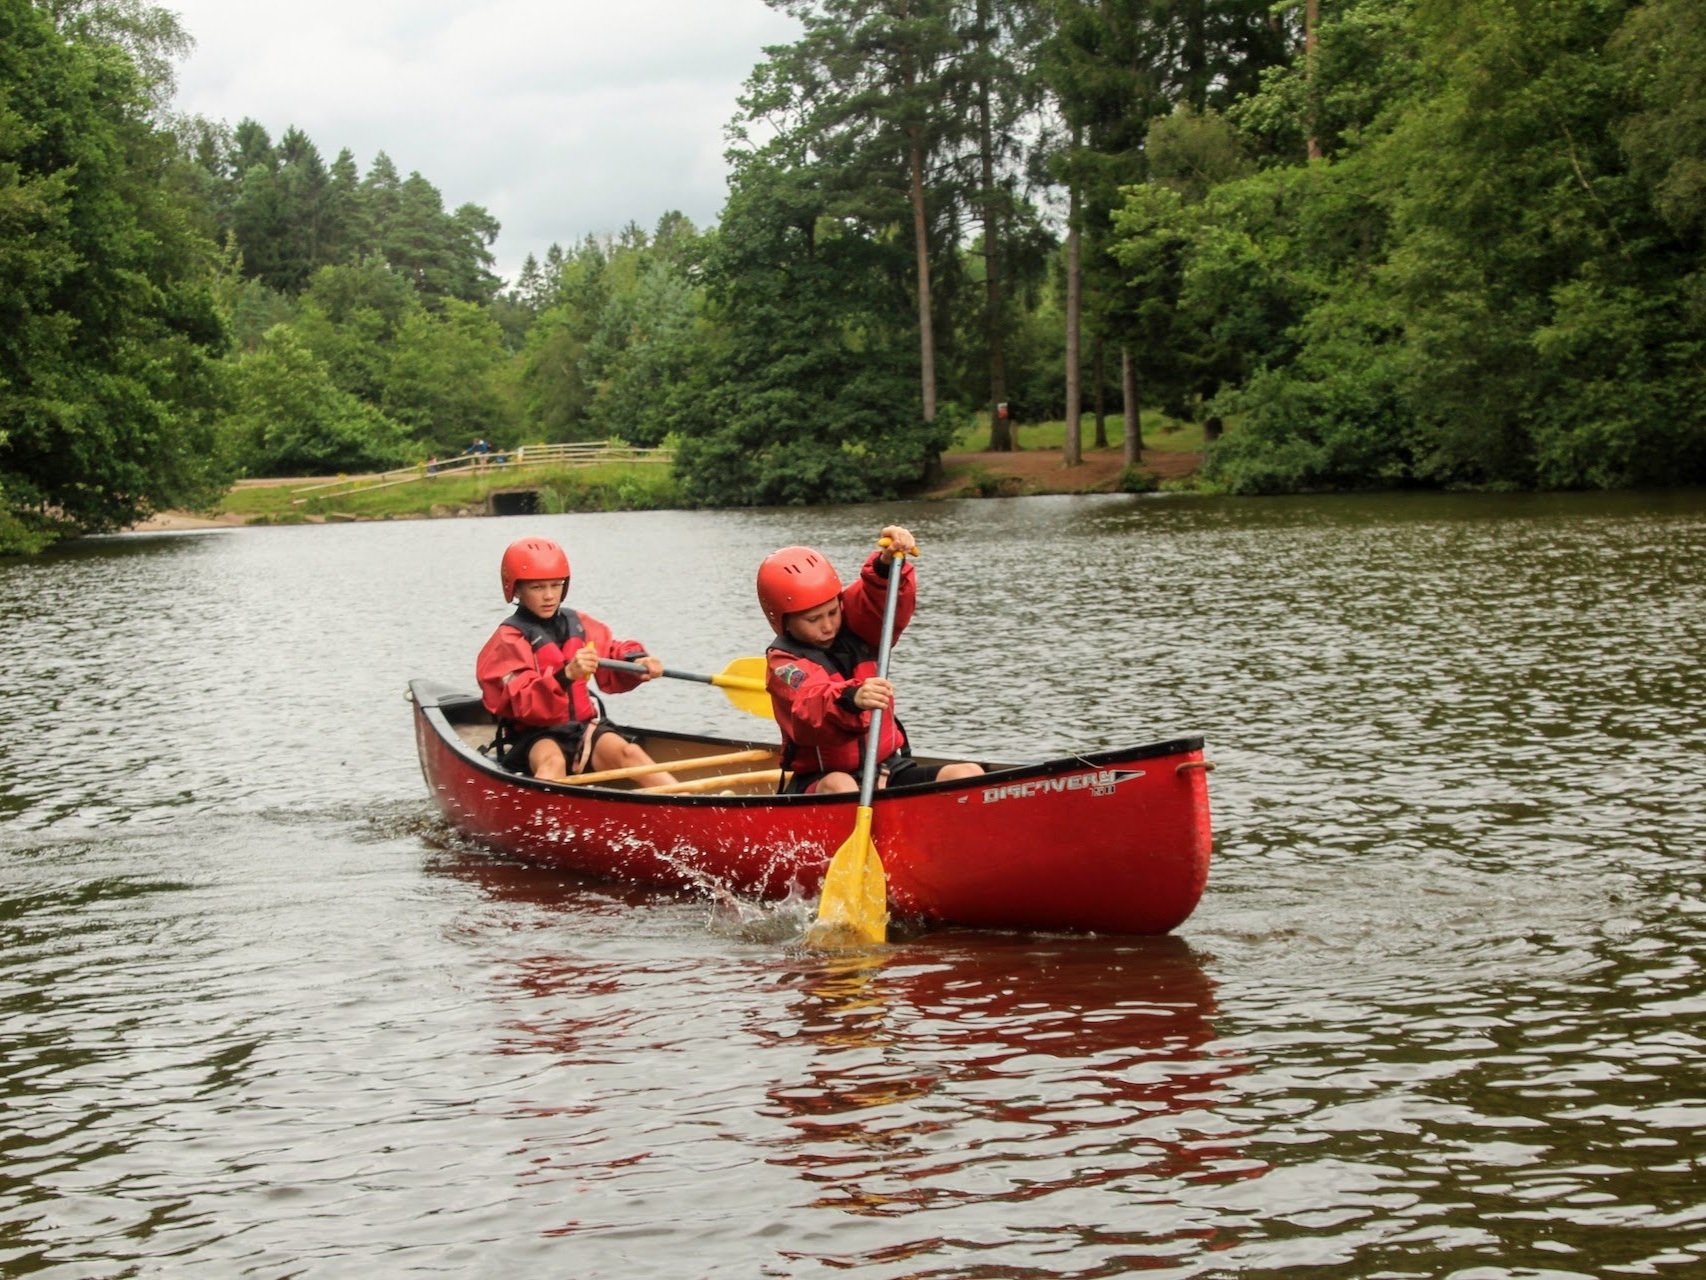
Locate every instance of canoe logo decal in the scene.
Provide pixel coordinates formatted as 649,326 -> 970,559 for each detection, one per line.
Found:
980,769 -> 1144,803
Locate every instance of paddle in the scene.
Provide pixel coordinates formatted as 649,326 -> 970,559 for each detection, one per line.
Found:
805,543 -> 906,948
596,656 -> 773,719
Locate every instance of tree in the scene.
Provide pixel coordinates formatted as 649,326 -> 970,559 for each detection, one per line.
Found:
1,0 -> 228,547
676,146 -> 948,505
380,299 -> 517,452
223,327 -> 412,475
1043,0 -> 1292,462
957,0 -> 1050,449
515,236 -> 616,440
584,258 -> 713,447
292,261 -> 420,403
48,0 -> 192,115
748,0 -> 967,425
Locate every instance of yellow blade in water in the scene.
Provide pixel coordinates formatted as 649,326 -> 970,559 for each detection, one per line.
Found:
805,804 -> 887,948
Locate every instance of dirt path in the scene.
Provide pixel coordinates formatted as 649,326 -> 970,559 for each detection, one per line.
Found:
926,445 -> 1201,498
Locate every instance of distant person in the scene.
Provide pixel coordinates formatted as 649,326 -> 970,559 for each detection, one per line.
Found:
477,537 -> 677,786
757,525 -> 985,795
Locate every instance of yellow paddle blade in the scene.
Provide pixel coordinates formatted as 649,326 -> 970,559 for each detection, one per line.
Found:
805,804 -> 888,948
711,656 -> 773,719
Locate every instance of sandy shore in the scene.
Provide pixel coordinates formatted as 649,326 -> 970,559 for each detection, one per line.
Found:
125,511 -> 252,532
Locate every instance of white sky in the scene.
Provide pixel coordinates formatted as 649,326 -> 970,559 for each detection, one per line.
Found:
164,0 -> 800,285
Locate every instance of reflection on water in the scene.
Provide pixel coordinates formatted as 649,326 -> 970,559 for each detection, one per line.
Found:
759,939 -> 1254,1260
2,492 -> 1703,1276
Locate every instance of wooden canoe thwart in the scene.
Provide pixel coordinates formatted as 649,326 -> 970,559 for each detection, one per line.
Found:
408,679 -> 1214,936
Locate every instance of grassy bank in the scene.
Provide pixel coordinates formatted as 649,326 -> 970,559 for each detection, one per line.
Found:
201,415 -> 1208,525
948,411 -> 1208,455
219,460 -> 682,524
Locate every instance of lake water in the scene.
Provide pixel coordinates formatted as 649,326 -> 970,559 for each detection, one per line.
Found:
2,491 -> 1702,1278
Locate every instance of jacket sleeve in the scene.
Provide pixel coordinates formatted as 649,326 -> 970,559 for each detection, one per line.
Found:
841,552 -> 916,652
767,649 -> 866,745
477,625 -> 569,727
581,613 -> 652,695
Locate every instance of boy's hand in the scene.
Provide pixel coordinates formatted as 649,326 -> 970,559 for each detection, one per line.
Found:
878,525 -> 918,559
635,656 -> 664,681
564,644 -> 600,682
853,676 -> 894,711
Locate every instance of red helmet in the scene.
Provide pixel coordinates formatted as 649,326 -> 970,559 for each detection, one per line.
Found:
757,545 -> 841,633
501,537 -> 570,602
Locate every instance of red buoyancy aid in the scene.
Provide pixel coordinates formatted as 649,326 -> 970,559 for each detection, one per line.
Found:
476,606 -> 649,732
763,556 -> 915,776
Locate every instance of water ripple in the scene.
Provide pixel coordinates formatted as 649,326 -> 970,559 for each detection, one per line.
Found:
3,494 -> 1703,1276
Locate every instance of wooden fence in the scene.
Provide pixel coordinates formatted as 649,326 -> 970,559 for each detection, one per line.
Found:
288,442 -> 673,501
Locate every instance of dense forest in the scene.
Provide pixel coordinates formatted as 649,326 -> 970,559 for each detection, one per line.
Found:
2,0 -> 1702,551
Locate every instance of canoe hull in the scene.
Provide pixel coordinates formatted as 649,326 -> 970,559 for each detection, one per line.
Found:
410,680 -> 1212,935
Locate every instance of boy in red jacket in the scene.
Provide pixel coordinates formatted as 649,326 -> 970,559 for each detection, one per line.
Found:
477,536 -> 677,786
757,524 -> 984,795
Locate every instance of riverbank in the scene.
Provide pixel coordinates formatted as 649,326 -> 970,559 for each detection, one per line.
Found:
925,442 -> 1200,498
126,443 -> 1203,532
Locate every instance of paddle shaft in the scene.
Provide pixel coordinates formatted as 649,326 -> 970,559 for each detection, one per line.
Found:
597,657 -> 763,693
805,545 -> 907,948
856,555 -> 906,805
631,767 -> 784,795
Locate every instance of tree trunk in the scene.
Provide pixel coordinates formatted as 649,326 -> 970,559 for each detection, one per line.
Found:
1306,0 -> 1322,161
1092,334 -> 1108,448
1122,346 -> 1143,468
981,71 -> 1012,452
1064,182 -> 1082,468
908,127 -> 937,423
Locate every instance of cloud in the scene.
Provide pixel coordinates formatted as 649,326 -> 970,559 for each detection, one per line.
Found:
165,0 -> 798,282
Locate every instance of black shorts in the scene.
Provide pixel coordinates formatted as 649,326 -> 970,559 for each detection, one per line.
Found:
783,756 -> 944,795
882,758 -> 944,789
498,722 -> 633,775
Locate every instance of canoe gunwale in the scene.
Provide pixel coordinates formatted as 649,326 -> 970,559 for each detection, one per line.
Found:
408,678 -> 1207,808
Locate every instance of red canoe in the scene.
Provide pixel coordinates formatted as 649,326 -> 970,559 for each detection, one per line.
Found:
410,679 -> 1214,935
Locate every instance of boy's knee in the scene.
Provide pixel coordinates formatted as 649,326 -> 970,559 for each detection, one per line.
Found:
530,743 -> 567,777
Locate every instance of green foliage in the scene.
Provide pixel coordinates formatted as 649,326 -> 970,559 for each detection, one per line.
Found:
674,147 -> 953,506
0,497 -> 56,555
1527,278 -> 1706,487
1204,289 -> 1412,494
1,0 -> 230,542
581,252 -> 712,447
956,464 -> 1028,497
537,465 -> 680,514
379,299 -> 517,453
1613,0 -> 1706,240
222,327 -> 412,476
1231,0 -> 1421,161
1148,0 -> 1706,493
1117,465 -> 1159,493
189,124 -> 501,306
10,0 -> 1703,543
292,261 -> 419,401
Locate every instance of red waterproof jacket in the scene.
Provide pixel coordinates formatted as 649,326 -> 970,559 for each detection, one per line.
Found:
477,606 -> 649,730
765,553 -> 916,776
